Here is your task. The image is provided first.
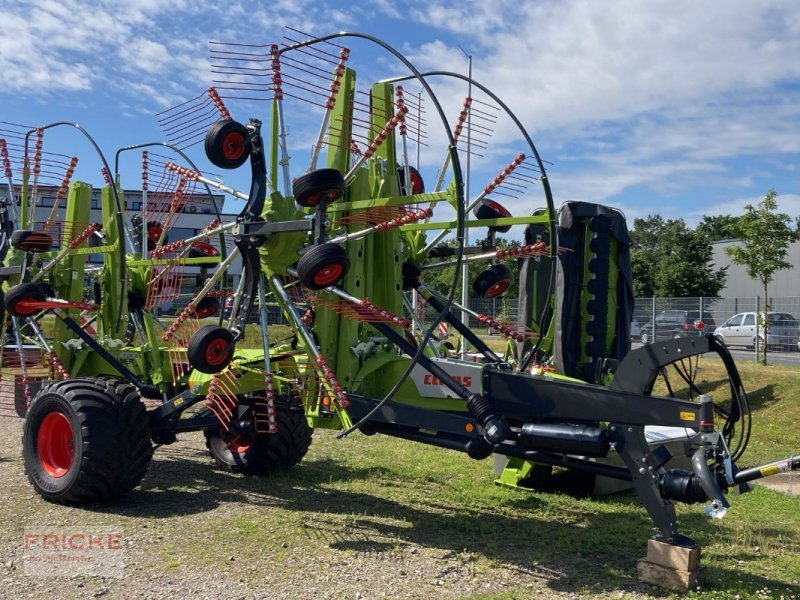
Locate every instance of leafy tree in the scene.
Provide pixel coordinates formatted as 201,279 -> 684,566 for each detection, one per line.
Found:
695,214 -> 743,242
725,189 -> 800,364
630,216 -> 726,297
655,230 -> 727,297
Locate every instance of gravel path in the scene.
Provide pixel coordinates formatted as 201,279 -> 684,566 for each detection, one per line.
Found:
0,415 -> 663,600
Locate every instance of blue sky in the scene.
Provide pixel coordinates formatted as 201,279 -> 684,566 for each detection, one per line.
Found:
1,0 -> 799,234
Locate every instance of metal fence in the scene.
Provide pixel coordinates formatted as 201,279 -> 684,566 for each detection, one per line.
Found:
180,290 -> 800,352
631,296 -> 800,352
404,292 -> 800,352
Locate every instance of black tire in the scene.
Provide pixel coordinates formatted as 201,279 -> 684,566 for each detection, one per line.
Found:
187,324 -> 235,373
22,378 -> 152,504
292,168 -> 346,207
194,296 -> 220,319
205,403 -> 312,475
472,264 -> 513,299
296,243 -> 350,290
474,200 -> 512,233
397,165 -> 425,195
205,119 -> 251,169
5,282 -> 47,317
10,230 -> 54,253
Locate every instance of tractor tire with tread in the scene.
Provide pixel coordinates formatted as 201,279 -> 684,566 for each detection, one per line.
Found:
22,377 -> 152,504
205,403 -> 312,475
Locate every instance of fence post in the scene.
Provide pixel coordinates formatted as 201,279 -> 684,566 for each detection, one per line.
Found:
755,295 -> 760,363
651,297 -> 656,340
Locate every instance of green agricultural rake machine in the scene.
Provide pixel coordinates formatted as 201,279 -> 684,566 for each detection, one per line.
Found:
0,31 -> 797,554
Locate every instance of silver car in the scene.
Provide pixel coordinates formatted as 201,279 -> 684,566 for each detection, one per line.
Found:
714,312 -> 800,351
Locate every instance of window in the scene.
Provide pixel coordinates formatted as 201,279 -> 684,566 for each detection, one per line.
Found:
742,314 -> 756,326
39,196 -> 55,207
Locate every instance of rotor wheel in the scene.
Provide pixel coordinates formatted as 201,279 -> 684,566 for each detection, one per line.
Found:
188,241 -> 219,264
292,168 -> 346,208
472,264 -> 513,299
397,165 -> 425,195
22,378 -> 152,504
10,230 -> 54,253
296,243 -> 350,290
146,221 -> 166,251
187,325 -> 235,374
475,201 -> 512,233
5,282 -> 47,317
193,296 -> 220,319
205,119 -> 251,169
205,403 -> 312,475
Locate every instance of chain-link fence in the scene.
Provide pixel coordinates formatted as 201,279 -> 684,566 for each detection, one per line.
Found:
632,297 -> 800,353
403,291 -> 800,353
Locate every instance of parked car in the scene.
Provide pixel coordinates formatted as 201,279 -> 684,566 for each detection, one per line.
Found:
713,312 -> 800,351
639,310 -> 716,344
630,318 -> 642,342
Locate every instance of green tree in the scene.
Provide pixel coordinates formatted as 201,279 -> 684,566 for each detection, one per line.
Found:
695,214 -> 743,242
655,229 -> 727,297
630,216 -> 726,297
725,189 -> 800,365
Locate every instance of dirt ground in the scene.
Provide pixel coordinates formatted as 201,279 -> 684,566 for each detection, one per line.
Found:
0,412 -> 674,600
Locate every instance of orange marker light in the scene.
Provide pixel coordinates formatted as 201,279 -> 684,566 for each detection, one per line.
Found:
465,423 -> 474,433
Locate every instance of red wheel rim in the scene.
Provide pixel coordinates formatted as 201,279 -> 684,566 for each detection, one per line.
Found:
228,434 -> 252,454
204,337 -> 231,366
14,299 -> 42,316
148,225 -> 163,244
221,132 -> 246,160
486,279 -> 510,298
20,232 -> 54,251
486,200 -> 510,217
190,241 -> 218,257
304,192 -> 321,206
37,412 -> 75,478
194,304 -> 217,319
410,172 -> 423,194
313,263 -> 343,286
323,188 -> 341,203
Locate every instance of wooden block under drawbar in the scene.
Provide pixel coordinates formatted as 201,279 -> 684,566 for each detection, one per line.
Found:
637,559 -> 705,592
646,538 -> 701,571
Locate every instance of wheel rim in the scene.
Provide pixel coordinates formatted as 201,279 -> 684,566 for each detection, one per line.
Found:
323,189 -> 341,203
37,412 -> 75,478
222,131 -> 246,160
313,263 -> 344,286
148,225 -> 163,244
204,338 -> 231,366
194,302 -> 217,319
304,192 -> 321,206
410,171 -> 423,194
13,298 -> 41,316
486,279 -> 510,298
486,200 -> 511,217
191,242 -> 218,257
228,434 -> 252,454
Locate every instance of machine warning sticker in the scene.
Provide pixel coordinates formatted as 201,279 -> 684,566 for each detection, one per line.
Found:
679,411 -> 696,421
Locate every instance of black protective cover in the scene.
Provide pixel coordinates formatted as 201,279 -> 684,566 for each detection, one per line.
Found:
552,201 -> 633,382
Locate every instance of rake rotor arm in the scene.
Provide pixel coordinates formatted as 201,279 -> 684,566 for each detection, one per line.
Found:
24,122 -> 129,326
